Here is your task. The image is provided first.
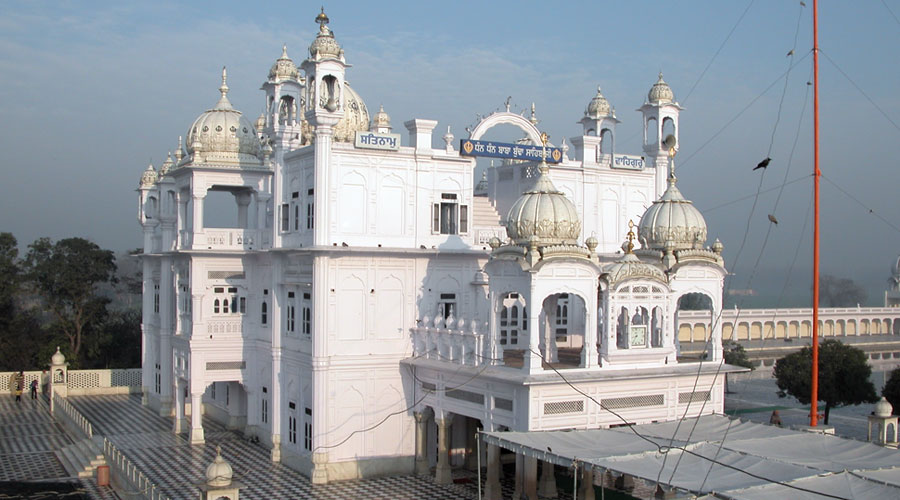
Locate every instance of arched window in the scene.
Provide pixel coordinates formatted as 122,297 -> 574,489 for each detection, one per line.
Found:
261,302 -> 268,325
651,306 -> 663,347
500,293 -> 526,346
222,299 -> 229,314
617,307 -> 629,348
213,299 -> 220,314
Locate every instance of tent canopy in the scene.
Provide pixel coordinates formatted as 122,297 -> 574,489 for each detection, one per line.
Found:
480,415 -> 900,499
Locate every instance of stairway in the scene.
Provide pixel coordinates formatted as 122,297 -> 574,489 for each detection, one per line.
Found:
56,437 -> 106,478
471,195 -> 502,228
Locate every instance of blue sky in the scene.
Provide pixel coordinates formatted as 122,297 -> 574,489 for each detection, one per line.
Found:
1,1 -> 899,304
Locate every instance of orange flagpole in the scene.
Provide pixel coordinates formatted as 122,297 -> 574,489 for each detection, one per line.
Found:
811,0 -> 821,427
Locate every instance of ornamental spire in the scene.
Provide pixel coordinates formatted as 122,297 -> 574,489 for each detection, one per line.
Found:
214,66 -> 233,110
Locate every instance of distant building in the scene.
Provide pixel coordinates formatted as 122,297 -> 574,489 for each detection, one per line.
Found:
137,10 -> 736,486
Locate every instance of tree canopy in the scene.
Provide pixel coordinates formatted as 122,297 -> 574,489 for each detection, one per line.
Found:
882,368 -> 900,412
820,274 -> 868,307
774,339 -> 877,424
25,237 -> 117,365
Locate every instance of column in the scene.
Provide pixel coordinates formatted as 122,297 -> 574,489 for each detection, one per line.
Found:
435,417 -> 452,484
191,194 -> 204,233
174,379 -> 185,434
414,411 -> 429,475
158,256 -> 173,416
580,465 -> 596,500
513,453 -> 524,499
524,288 -> 544,373
538,459 -> 558,498
236,192 -> 252,229
524,456 -> 538,500
190,392 -> 205,444
484,443 -> 502,500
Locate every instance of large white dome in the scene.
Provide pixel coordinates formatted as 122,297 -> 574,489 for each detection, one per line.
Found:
185,68 -> 260,164
506,163 -> 581,246
638,175 -> 707,251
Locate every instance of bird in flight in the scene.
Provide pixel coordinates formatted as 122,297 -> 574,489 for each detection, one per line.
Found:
754,158 -> 771,170
768,214 -> 779,224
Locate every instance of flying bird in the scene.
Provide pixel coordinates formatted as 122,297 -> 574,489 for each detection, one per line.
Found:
800,1 -> 806,6
754,158 -> 771,170
786,49 -> 794,57
341,242 -> 349,247
768,214 -> 779,224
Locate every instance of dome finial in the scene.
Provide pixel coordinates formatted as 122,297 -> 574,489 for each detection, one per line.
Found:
530,102 -> 539,125
219,66 -> 228,97
282,43 -> 288,58
625,220 -> 636,254
316,7 -> 330,31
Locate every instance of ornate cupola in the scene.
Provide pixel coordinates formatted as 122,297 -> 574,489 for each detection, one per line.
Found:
505,160 -> 581,247
268,44 -> 301,83
647,72 -> 675,104
637,169 -> 708,254
185,67 -> 262,166
139,163 -> 158,188
639,72 -> 682,196
371,104 -> 392,133
579,86 -> 620,156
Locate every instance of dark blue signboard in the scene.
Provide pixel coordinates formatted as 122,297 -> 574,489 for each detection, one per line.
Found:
459,139 -> 563,163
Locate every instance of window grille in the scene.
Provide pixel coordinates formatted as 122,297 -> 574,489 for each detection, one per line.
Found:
602,394 -> 664,409
543,400 -> 585,415
678,391 -> 711,404
207,271 -> 245,280
206,361 -> 245,370
494,397 -> 514,411
446,389 -> 484,405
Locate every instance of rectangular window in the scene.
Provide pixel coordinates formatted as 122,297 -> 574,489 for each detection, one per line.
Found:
286,291 -> 296,334
261,302 -> 268,325
433,193 -> 465,234
261,398 -> 268,424
281,203 -> 289,232
302,292 -> 311,336
438,293 -> 456,319
289,415 -> 297,444
294,204 -> 299,231
153,284 -> 160,313
306,188 -> 314,229
304,407 -> 312,451
225,385 -> 230,406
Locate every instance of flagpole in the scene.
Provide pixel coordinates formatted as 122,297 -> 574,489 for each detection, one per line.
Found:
811,0 -> 821,427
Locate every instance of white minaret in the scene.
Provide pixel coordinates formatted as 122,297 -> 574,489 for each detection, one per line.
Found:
579,86 -> 620,164
639,73 -> 682,197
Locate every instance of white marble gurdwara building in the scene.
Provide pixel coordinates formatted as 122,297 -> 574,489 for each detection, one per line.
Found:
138,11 -> 736,487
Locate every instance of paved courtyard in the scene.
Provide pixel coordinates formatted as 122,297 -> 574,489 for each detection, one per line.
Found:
66,394 -> 506,499
0,394 -> 117,499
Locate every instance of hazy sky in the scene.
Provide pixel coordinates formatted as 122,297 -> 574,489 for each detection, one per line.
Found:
1,1 -> 899,305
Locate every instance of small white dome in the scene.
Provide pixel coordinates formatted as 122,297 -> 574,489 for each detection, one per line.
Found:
206,447 -> 233,487
185,68 -> 261,164
268,44 -> 300,82
585,86 -> 611,118
875,396 -> 894,417
648,72 -> 675,104
51,347 -> 66,365
371,104 -> 391,130
506,163 -> 581,246
638,175 -> 707,251
139,163 -> 157,187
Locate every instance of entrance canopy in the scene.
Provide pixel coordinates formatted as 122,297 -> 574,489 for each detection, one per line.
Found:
481,415 -> 900,499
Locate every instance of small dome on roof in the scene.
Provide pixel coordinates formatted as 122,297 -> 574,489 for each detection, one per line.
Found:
648,72 -> 675,104
159,153 -> 173,177
185,68 -> 260,163
875,397 -> 894,418
638,173 -> 707,251
603,252 -> 666,286
256,113 -> 266,131
585,86 -> 611,118
51,346 -> 66,365
506,162 -> 581,246
371,104 -> 391,130
269,44 -> 300,82
139,163 -> 157,187
309,9 -> 342,60
206,446 -> 233,487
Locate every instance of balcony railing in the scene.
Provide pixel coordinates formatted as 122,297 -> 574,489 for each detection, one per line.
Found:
411,315 -> 488,366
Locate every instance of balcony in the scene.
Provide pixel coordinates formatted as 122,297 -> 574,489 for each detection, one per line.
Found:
185,230 -> 261,251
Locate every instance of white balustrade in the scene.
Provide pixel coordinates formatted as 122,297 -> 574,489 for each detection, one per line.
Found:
193,229 -> 261,250
411,316 -> 487,366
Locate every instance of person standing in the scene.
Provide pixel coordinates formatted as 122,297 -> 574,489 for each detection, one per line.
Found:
14,371 -> 24,403
30,379 -> 38,400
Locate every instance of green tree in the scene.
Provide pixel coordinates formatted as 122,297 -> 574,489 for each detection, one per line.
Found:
774,339 -> 877,424
25,237 -> 116,365
882,368 -> 900,411
820,274 -> 867,307
723,339 -> 753,369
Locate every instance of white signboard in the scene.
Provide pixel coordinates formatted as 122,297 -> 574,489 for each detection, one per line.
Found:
611,154 -> 645,170
355,131 -> 401,151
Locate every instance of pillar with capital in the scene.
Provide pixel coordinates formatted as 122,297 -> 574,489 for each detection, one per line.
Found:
414,411 -> 430,475
435,416 -> 452,484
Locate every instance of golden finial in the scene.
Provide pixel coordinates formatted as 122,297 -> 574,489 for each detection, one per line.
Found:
625,220 -> 636,254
